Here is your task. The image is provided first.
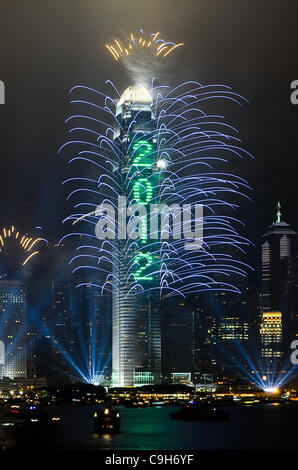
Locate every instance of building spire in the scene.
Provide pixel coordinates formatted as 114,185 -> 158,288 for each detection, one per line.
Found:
276,200 -> 281,223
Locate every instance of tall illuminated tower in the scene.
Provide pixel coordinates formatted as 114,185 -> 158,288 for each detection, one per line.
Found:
112,86 -> 161,387
261,202 -> 297,369
61,32 -> 253,387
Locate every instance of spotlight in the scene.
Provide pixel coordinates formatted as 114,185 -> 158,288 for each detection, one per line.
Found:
264,387 -> 279,394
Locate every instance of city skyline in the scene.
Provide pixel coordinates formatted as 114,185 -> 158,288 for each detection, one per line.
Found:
0,199 -> 296,390
0,1 -> 297,460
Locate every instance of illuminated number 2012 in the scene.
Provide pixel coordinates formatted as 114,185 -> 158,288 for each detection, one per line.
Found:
134,178 -> 153,205
132,140 -> 153,167
134,253 -> 154,280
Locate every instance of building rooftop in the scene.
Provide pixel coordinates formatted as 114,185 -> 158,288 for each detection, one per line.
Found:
117,85 -> 152,108
262,201 -> 297,237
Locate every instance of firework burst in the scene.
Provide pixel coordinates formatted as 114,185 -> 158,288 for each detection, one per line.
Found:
105,30 -> 184,61
59,78 -> 253,298
0,225 -> 48,266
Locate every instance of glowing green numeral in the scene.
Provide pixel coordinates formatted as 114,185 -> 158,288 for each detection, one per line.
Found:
134,178 -> 153,205
134,253 -> 154,280
132,140 -> 153,167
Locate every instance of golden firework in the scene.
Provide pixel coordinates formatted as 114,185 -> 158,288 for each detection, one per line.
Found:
105,31 -> 184,61
0,226 -> 48,266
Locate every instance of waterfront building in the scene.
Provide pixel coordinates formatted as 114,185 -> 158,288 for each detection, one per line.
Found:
112,86 -> 161,386
0,280 -> 27,379
261,202 -> 297,371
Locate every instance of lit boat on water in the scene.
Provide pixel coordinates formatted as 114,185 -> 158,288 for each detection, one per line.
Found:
0,406 -> 61,440
93,405 -> 120,433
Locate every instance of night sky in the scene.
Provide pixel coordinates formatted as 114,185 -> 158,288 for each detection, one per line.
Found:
0,0 -> 297,278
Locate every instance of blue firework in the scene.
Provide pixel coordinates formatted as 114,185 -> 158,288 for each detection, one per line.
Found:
59,78 -> 253,298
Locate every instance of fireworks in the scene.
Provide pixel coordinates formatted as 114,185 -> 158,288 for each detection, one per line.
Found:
0,225 -> 47,266
57,31 -> 254,385
59,79 -> 253,298
105,30 -> 184,61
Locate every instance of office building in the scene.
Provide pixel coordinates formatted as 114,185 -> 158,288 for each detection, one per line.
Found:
0,280 -> 27,379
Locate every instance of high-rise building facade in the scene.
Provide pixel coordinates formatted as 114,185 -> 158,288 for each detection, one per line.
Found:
192,295 -> 216,376
27,325 -> 38,379
50,280 -> 75,383
260,311 -> 283,359
112,86 -> 161,387
261,202 -> 297,371
0,280 -> 27,379
73,283 -> 111,385
191,285 -> 256,380
161,299 -> 195,382
0,226 -> 49,382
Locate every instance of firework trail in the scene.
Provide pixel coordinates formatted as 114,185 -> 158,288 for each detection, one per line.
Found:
106,30 -> 184,86
59,31 -> 253,298
0,225 -> 48,267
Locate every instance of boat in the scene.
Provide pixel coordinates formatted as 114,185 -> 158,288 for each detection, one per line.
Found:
0,406 -> 61,447
170,404 -> 230,421
93,405 -> 120,432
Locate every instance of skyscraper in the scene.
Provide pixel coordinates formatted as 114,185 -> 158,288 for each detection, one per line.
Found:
191,284 -> 256,380
260,311 -> 283,359
161,299 -> 195,382
0,280 -> 27,379
73,283 -> 111,385
215,312 -> 249,376
261,202 -> 297,370
50,280 -> 75,384
0,226 -> 49,381
112,86 -> 161,387
27,325 -> 38,380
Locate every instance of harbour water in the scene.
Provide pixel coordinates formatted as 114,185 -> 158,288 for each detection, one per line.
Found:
42,403 -> 298,451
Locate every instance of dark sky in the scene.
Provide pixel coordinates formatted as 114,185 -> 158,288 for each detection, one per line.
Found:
0,0 -> 297,263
